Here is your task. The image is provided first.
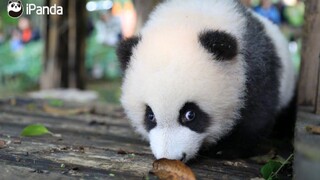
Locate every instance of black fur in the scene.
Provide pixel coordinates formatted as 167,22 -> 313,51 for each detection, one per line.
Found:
272,91 -> 297,139
116,36 -> 141,72
144,105 -> 157,131
199,30 -> 238,60
210,6 -> 284,158
178,102 -> 210,133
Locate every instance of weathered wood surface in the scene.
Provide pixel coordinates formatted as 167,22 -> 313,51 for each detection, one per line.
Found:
294,107 -> 320,180
0,98 -> 262,179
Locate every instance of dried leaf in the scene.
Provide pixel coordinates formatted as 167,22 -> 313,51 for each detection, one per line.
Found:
43,104 -> 91,116
306,125 -> 320,135
152,159 -> 196,180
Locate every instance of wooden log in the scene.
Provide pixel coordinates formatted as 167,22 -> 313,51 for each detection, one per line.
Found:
0,99 -> 262,179
316,54 -> 320,114
294,109 -> 320,179
298,0 -> 320,108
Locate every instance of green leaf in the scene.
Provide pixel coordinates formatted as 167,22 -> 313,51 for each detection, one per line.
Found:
260,160 -> 282,180
21,124 -> 51,137
48,99 -> 64,107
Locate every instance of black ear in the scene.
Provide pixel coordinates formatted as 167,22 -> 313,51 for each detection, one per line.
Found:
116,36 -> 140,72
199,30 -> 238,60
17,0 -> 21,4
8,1 -> 12,4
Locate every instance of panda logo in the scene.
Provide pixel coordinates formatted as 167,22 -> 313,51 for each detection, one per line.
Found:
7,0 -> 23,18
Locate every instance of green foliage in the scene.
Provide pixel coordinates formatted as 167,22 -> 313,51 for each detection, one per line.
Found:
1,11 -> 19,26
284,2 -> 305,27
48,99 -> 64,107
0,41 -> 42,96
21,124 -> 51,137
260,154 -> 293,180
0,31 -> 121,97
261,160 -> 282,180
86,32 -> 121,79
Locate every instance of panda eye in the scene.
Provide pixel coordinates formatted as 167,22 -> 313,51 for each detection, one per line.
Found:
147,111 -> 156,122
11,4 -> 14,7
18,4 -> 20,7
145,105 -> 157,131
185,111 -> 196,122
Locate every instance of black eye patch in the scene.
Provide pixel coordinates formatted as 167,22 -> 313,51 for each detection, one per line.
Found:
178,102 -> 210,133
144,105 -> 157,132
199,30 -> 238,60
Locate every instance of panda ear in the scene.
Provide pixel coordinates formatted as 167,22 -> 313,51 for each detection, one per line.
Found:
8,1 -> 12,4
18,0 -> 21,4
116,36 -> 141,73
199,30 -> 238,60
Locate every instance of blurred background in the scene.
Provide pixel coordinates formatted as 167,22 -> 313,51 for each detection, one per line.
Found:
0,0 -> 304,104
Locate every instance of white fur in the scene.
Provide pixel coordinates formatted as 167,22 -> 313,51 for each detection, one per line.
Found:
121,0 -> 247,161
121,0 -> 295,161
150,127 -> 205,160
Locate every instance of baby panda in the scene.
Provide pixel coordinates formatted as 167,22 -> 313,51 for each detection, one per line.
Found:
117,0 -> 296,161
7,0 -> 23,18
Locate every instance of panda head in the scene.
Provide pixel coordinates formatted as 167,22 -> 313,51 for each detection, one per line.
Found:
118,0 -> 246,161
7,0 -> 23,18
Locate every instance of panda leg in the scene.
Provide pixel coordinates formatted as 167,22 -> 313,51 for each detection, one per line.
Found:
272,92 -> 297,139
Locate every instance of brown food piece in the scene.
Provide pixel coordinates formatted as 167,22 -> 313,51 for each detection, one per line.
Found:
306,125 -> 320,135
152,158 -> 196,180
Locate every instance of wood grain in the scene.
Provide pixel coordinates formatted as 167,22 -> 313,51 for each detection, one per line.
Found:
0,98 -> 261,179
298,0 -> 320,109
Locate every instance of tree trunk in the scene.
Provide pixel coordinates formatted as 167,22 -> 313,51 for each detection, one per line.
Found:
68,0 -> 87,89
41,0 -> 86,90
298,0 -> 320,112
133,0 -> 162,34
41,0 -> 66,89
